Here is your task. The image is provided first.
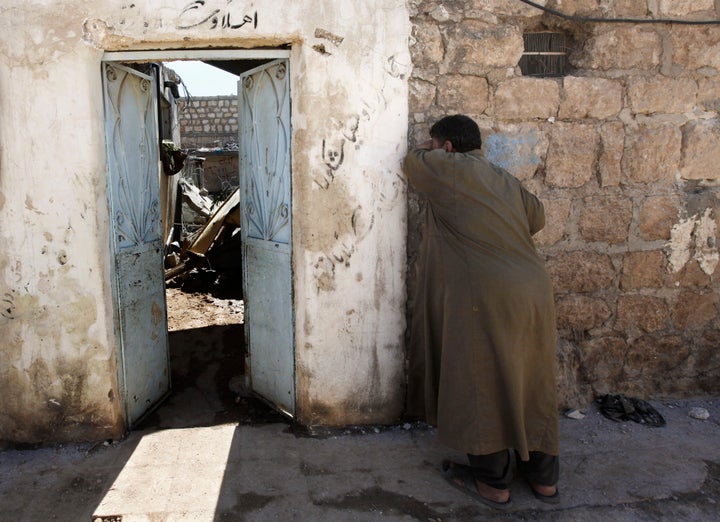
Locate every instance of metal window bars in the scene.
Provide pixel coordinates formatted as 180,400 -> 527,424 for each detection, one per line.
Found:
519,32 -> 567,77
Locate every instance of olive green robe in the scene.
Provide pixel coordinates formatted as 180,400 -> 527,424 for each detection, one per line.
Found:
403,148 -> 559,461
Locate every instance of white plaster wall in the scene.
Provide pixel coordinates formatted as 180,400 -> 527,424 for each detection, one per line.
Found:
0,2 -> 122,442
0,0 -> 410,441
292,3 -> 410,424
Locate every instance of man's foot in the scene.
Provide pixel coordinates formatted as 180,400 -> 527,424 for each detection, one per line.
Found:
475,479 -> 510,504
529,482 -> 560,504
441,460 -> 511,509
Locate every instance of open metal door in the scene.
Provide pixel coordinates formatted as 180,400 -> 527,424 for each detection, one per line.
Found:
102,63 -> 170,427
238,59 -> 295,416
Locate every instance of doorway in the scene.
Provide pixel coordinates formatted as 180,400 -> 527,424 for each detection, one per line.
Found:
101,49 -> 295,431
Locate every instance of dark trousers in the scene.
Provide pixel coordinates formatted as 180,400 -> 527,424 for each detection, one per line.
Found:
467,450 -> 559,489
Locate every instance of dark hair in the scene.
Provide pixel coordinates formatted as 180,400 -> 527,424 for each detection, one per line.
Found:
429,114 -> 482,153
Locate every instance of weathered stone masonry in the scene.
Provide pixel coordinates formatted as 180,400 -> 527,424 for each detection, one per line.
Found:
177,95 -> 238,149
407,0 -> 720,407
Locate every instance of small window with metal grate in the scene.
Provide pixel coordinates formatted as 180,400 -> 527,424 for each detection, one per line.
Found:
519,32 -> 567,77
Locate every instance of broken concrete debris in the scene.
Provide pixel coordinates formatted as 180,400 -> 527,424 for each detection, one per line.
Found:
165,176 -> 242,297
179,177 -> 214,223
688,407 -> 710,420
564,409 -> 586,420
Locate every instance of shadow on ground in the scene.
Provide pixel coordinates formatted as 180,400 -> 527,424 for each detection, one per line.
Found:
138,323 -> 287,431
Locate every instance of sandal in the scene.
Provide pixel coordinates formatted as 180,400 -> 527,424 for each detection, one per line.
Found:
441,460 -> 511,509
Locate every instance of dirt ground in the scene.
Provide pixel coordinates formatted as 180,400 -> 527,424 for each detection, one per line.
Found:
165,286 -> 244,331
135,284 -> 285,430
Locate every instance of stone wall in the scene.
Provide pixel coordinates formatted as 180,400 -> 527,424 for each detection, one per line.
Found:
178,96 -> 238,149
408,0 -> 720,407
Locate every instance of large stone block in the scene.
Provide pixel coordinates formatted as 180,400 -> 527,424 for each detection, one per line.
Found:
622,124 -> 682,184
467,0 -> 549,17
409,78 -> 437,115
556,294 -> 612,331
437,75 -> 488,115
410,125 -> 429,150
658,0 -> 715,16
425,2 -> 461,22
620,251 -> 665,290
671,26 -> 720,70
667,259 -> 712,288
599,122 -> 624,187
615,295 -> 669,333
443,21 -> 523,73
627,77 -> 697,115
673,289 -> 718,329
555,339 -> 586,408
553,0 -> 602,15
493,78 -> 560,120
638,195 -> 679,241
410,21 -> 444,66
482,123 -> 547,180
578,196 -> 632,244
613,0 -> 648,17
546,251 -> 615,293
698,77 -> 720,111
624,335 -> 688,381
559,76 -> 622,119
680,120 -> 720,181
579,336 -> 628,396
695,330 -> 720,393
573,27 -> 661,70
545,123 -> 598,188
534,197 -> 571,245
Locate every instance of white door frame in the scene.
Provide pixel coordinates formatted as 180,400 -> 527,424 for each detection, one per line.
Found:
102,48 -> 294,425
103,49 -> 290,63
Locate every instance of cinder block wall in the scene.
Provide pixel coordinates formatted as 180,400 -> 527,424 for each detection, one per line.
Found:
407,0 -> 720,407
178,96 -> 238,149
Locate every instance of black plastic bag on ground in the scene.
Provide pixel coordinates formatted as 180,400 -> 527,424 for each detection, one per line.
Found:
597,394 -> 666,427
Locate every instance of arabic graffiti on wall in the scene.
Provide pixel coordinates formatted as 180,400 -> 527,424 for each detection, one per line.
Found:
313,116 -> 358,190
309,52 -> 408,291
1,290 -> 16,320
177,1 -> 258,31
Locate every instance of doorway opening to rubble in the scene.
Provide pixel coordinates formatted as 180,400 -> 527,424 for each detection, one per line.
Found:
102,49 -> 295,432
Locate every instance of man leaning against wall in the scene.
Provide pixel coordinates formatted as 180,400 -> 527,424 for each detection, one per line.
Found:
403,114 -> 560,509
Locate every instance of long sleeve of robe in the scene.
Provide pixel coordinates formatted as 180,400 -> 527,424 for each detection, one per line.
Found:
403,147 -> 559,461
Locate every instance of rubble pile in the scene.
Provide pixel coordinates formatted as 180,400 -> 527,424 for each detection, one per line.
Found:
165,178 -> 243,299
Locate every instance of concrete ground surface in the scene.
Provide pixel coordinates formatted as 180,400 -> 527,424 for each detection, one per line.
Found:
2,315 -> 718,521
0,397 -> 718,521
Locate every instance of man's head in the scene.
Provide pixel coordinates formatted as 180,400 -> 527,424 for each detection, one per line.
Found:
429,114 -> 482,153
